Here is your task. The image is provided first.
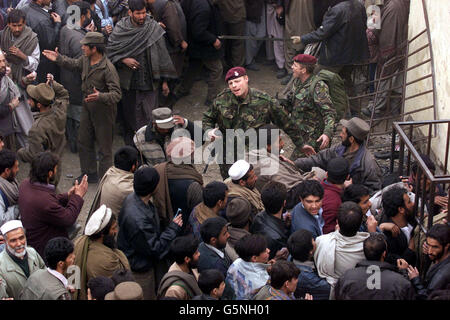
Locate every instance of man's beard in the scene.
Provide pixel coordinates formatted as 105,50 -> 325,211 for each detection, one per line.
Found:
103,234 -> 117,249
342,137 -> 352,147
6,242 -> 27,259
428,249 -> 444,262
188,258 -> 198,270
6,172 -> 16,182
216,241 -> 226,250
82,17 -> 92,29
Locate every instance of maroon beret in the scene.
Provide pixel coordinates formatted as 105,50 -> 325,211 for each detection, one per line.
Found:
225,67 -> 247,82
293,54 -> 317,65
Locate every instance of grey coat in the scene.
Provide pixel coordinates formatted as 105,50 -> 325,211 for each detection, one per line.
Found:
58,25 -> 86,106
0,247 -> 46,299
295,143 -> 382,194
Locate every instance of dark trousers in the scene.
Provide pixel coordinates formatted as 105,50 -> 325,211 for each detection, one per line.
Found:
78,102 -> 116,180
223,21 -> 246,68
175,58 -> 223,104
120,89 -> 158,146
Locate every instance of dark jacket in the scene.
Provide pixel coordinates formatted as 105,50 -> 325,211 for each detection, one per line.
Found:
382,217 -> 416,266
290,203 -> 323,240
321,180 -> 343,234
411,256 -> 450,299
181,0 -> 223,60
19,179 -> 84,257
335,260 -> 416,300
0,87 -> 15,137
25,2 -> 61,82
301,0 -> 369,67
250,211 -> 289,260
295,144 -> 382,195
58,25 -> 86,106
197,242 -> 231,277
245,0 -> 264,23
293,260 -> 331,300
117,193 -> 181,273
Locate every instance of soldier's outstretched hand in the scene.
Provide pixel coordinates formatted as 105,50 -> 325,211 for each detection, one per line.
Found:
317,134 -> 330,150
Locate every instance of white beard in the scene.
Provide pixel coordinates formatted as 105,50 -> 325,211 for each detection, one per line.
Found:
6,243 -> 27,259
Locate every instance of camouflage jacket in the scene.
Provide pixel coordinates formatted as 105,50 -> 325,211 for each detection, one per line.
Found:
203,87 -> 290,133
203,88 -> 291,161
283,75 -> 336,150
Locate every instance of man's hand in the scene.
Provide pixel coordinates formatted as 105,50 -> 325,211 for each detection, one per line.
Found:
42,48 -> 59,62
303,293 -> 313,300
173,214 -> 183,227
207,128 -> 221,142
422,241 -> 430,255
104,25 -> 113,34
9,46 -> 27,61
435,195 -> 448,208
121,58 -> 140,70
397,259 -> 409,270
316,134 -> 330,150
158,22 -> 166,29
274,247 -> 289,261
26,71 -> 37,82
74,175 -> 89,197
86,21 -> 95,32
180,40 -> 188,52
366,215 -> 378,233
301,144 -> 316,156
407,265 -> 419,280
344,178 -> 353,188
161,81 -> 170,97
279,154 -> 295,166
9,97 -> 20,111
275,5 -> 284,15
85,87 -> 100,103
291,36 -> 301,44
46,73 -> 54,86
213,39 -> 221,50
172,115 -> 185,126
50,12 -> 61,23
379,222 -> 400,237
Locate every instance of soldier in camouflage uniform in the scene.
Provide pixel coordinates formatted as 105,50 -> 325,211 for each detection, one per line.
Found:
203,67 -> 291,179
282,54 -> 336,159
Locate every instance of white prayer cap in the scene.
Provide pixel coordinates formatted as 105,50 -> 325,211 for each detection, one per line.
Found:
228,159 -> 251,181
0,220 -> 23,235
84,205 -> 113,236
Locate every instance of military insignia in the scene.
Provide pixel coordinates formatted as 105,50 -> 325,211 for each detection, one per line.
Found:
234,71 -> 239,77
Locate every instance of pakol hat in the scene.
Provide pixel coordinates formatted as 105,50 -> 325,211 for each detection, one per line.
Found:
104,282 -> 144,300
228,159 -> 251,181
80,32 -> 105,45
152,107 -> 175,129
340,117 -> 370,141
226,197 -> 252,227
293,54 -> 317,65
0,220 -> 23,235
26,83 -> 55,105
225,67 -> 246,82
166,136 -> 195,160
84,205 -> 113,236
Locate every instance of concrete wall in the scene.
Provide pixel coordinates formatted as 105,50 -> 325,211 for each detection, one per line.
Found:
406,0 -> 450,172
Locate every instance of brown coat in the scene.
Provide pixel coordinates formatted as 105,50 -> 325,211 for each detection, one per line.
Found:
17,81 -> 69,163
55,53 -> 122,109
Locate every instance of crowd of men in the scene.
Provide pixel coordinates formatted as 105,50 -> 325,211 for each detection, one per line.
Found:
0,0 -> 449,301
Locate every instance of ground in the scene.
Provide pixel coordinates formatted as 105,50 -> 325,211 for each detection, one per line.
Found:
16,57 -> 391,234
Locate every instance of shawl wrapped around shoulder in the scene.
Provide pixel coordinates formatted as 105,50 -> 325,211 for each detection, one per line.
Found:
106,15 -> 177,80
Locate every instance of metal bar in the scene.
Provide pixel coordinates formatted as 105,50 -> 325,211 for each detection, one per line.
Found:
409,28 -> 428,43
390,127 -> 396,173
405,74 -> 432,87
407,43 -> 430,58
445,122 -> 450,174
406,59 -> 432,72
422,0 -> 438,136
403,105 -> 434,116
427,124 -> 432,157
428,183 -> 436,230
404,90 -> 434,101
